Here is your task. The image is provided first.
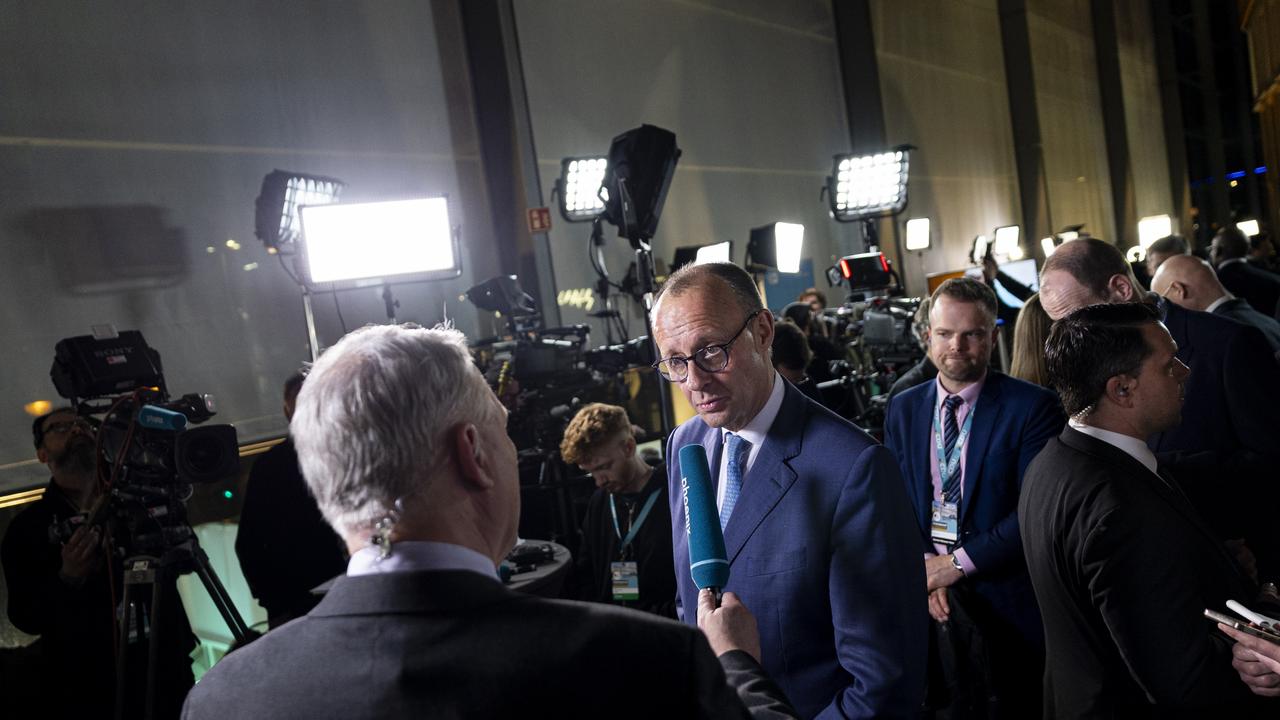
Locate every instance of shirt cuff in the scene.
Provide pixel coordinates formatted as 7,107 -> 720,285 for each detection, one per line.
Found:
953,548 -> 977,576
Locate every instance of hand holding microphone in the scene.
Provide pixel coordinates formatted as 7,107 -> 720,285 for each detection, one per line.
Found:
697,589 -> 761,662
679,444 -> 729,598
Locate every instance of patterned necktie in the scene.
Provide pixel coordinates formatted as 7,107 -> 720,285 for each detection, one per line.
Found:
720,432 -> 751,530
941,394 -> 964,505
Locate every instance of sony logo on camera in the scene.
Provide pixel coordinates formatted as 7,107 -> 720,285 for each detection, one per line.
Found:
91,346 -> 134,365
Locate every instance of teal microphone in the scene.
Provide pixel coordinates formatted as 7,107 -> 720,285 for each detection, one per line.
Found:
679,444 -> 729,592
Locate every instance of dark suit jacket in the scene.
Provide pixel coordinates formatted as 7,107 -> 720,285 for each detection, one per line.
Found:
1213,296 -> 1280,355
235,437 -> 347,624
182,569 -> 795,719
1218,259 -> 1280,316
1151,299 -> 1280,459
1020,427 -> 1262,718
882,372 -> 1063,645
667,381 -> 928,719
887,356 -> 937,403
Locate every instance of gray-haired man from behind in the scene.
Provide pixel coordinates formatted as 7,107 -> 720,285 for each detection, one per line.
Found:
182,323 -> 795,720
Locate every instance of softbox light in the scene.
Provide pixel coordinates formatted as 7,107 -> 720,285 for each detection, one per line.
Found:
297,196 -> 459,291
747,222 -> 804,273
670,240 -> 733,273
600,124 -> 681,242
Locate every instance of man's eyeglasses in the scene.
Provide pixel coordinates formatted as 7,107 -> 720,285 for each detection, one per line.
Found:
653,310 -> 763,382
43,418 -> 92,436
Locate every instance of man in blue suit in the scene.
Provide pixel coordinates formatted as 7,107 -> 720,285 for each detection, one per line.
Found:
883,278 -> 1063,716
652,262 -> 928,719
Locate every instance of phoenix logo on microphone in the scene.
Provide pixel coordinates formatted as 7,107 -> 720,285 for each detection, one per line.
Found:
681,475 -> 692,536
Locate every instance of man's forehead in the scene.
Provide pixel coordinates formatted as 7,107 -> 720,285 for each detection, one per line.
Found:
43,410 -> 76,428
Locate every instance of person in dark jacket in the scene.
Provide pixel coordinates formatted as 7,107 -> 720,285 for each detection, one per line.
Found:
2,408 -> 196,719
560,402 -> 676,617
236,372 -> 348,628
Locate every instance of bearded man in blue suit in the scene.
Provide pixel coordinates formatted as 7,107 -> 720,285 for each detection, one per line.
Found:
883,277 -> 1063,716
653,262 -> 927,719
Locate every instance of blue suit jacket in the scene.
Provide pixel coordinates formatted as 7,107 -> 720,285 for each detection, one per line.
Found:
882,372 -> 1063,645
667,380 -> 928,720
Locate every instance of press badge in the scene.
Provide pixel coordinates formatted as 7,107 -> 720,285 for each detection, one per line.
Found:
611,561 -> 639,600
930,500 -> 959,545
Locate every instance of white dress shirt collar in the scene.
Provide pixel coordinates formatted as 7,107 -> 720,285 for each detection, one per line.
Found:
1068,418 -> 1158,475
1204,294 -> 1234,314
721,371 -> 786,457
347,540 -> 500,581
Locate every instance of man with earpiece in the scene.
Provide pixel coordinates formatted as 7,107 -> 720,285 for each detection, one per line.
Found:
1019,303 -> 1271,718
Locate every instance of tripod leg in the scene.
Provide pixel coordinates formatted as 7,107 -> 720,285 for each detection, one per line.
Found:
115,581 -> 133,720
146,576 -> 163,720
190,543 -> 252,642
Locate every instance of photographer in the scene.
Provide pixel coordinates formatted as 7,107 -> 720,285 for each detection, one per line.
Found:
1,408 -> 195,719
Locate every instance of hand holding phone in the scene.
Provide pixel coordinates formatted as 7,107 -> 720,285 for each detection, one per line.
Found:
1205,608 -> 1280,643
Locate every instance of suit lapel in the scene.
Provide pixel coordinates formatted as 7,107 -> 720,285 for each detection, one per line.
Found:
910,382 -> 937,530
722,383 -> 804,565
1059,427 -> 1242,579
960,374 -> 1002,524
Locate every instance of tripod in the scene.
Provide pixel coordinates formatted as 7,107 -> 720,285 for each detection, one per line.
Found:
114,534 -> 255,720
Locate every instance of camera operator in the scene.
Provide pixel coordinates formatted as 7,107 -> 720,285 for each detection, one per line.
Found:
2,407 -> 195,719
560,403 -> 675,618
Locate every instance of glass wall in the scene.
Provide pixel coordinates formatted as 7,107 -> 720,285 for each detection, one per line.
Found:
0,0 -> 495,493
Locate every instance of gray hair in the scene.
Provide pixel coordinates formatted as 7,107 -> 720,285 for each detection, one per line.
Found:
290,323 -> 493,537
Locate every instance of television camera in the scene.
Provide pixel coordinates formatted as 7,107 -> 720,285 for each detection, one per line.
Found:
48,330 -> 254,718
813,252 -> 926,431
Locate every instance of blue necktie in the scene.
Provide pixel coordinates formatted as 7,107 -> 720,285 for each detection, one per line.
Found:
941,394 -> 964,505
720,433 -> 751,530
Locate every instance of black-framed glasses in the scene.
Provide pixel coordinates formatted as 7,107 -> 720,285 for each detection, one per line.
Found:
653,310 -> 762,382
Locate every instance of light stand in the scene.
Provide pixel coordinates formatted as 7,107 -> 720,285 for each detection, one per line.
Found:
619,195 -> 674,436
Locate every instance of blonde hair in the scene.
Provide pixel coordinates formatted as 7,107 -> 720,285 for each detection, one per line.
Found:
560,403 -> 632,465
1010,293 -> 1053,388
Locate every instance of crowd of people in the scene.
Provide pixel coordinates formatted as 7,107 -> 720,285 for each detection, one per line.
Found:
4,229 -> 1280,719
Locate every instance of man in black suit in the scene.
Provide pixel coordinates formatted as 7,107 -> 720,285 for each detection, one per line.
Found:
1020,302 -> 1266,718
1151,254 -> 1280,356
1213,226 -> 1280,316
1040,238 -> 1280,574
182,323 -> 795,720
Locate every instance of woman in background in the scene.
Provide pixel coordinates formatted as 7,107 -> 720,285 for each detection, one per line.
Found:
1009,292 -> 1053,389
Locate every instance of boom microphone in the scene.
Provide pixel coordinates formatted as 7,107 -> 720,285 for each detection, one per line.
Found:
679,444 -> 729,592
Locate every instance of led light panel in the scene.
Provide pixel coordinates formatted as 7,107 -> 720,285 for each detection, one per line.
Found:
829,149 -> 910,221
299,197 -> 458,288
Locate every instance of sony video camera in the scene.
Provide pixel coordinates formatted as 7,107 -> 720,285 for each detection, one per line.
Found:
47,330 -> 239,555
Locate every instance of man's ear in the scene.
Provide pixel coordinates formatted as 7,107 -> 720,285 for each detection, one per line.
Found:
36,446 -> 48,465
754,309 -> 775,350
452,422 -> 494,490
1104,374 -> 1137,408
1108,274 -> 1137,303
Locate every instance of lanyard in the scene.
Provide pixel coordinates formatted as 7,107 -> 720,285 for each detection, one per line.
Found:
609,488 -> 662,553
933,397 -> 976,485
